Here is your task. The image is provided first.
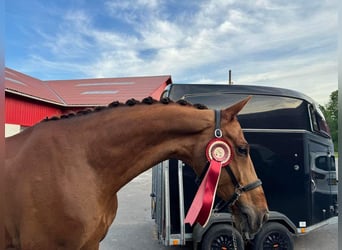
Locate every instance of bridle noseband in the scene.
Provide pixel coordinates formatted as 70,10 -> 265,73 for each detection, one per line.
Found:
201,110 -> 262,212
214,164 -> 262,212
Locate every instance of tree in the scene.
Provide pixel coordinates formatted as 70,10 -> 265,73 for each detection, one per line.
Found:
320,90 -> 338,152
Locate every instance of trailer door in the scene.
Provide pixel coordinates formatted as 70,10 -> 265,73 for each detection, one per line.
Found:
308,105 -> 338,224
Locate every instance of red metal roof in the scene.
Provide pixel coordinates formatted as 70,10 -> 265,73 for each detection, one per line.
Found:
5,68 -> 63,105
5,67 -> 172,107
46,76 -> 171,106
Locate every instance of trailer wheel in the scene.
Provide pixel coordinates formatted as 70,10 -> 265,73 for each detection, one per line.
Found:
252,222 -> 294,250
201,224 -> 244,250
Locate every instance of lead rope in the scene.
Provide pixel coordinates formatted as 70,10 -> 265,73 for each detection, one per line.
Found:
216,109 -> 236,250
231,213 -> 238,250
232,231 -> 238,250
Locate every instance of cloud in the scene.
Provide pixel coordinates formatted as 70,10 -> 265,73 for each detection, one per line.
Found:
104,0 -> 161,25
8,0 -> 338,104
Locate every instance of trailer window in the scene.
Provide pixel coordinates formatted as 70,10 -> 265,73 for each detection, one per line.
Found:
315,155 -> 336,171
316,106 -> 330,136
183,93 -> 311,130
309,105 -> 331,137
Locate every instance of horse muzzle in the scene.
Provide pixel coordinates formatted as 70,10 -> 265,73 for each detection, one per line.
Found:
234,204 -> 269,235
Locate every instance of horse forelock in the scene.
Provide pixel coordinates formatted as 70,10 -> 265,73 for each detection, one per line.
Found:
41,96 -> 208,122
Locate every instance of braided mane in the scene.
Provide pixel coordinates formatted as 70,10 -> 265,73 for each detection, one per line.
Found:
42,96 -> 208,122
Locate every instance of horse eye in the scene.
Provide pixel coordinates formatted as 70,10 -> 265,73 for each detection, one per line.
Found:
237,145 -> 249,156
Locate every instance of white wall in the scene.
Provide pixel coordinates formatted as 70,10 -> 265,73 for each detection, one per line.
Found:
5,123 -> 21,137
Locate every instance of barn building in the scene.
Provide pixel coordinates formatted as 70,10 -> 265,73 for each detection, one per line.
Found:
5,67 -> 172,137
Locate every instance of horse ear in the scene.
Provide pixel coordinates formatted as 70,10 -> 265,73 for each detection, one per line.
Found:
224,96 -> 252,120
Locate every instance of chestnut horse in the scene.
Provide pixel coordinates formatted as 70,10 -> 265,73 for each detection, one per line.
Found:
4,97 -> 268,250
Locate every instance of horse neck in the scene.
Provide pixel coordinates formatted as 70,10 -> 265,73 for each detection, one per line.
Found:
80,104 -> 214,193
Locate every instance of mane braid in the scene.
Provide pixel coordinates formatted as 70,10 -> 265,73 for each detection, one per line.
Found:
125,98 -> 140,106
77,108 -> 93,115
176,99 -> 191,106
142,96 -> 158,105
40,96 -> 207,123
160,97 -> 173,104
108,101 -> 122,108
194,103 -> 208,110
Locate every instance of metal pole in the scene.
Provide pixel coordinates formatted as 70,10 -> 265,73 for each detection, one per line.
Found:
164,161 -> 171,244
229,70 -> 232,85
178,161 -> 186,245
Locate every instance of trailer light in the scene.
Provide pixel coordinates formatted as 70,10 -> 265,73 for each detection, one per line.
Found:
172,239 -> 180,245
327,178 -> 337,185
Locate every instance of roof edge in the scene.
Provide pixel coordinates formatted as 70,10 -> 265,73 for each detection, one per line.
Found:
5,89 -> 66,106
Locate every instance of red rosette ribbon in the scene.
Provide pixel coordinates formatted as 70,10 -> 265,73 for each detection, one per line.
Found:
185,138 -> 233,227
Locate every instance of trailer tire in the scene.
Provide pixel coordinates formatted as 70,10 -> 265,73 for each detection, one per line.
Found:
252,222 -> 294,250
201,224 -> 244,250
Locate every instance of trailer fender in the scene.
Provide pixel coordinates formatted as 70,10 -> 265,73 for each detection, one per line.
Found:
192,213 -> 235,249
266,211 -> 297,235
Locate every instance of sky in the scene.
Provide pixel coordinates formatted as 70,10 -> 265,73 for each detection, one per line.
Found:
5,0 -> 338,105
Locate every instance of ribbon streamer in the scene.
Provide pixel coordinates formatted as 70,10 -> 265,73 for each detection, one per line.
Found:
184,160 -> 222,227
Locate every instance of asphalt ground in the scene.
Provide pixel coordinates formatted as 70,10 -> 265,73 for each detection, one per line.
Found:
100,169 -> 338,250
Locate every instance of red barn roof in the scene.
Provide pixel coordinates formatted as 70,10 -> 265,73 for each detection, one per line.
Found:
5,68 -> 172,107
5,68 -> 63,104
46,75 -> 171,106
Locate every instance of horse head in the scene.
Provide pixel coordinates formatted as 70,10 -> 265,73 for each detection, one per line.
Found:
190,96 -> 268,235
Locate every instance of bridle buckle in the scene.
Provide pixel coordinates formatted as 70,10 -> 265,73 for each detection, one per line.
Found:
235,186 -> 243,196
214,128 -> 223,138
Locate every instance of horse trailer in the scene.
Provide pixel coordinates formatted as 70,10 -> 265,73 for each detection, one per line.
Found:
150,84 -> 338,250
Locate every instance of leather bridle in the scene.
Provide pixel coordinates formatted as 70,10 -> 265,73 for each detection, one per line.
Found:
198,110 -> 262,212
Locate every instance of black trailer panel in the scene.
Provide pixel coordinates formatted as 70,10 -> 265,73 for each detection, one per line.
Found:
246,130 -> 337,228
246,131 -> 310,226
